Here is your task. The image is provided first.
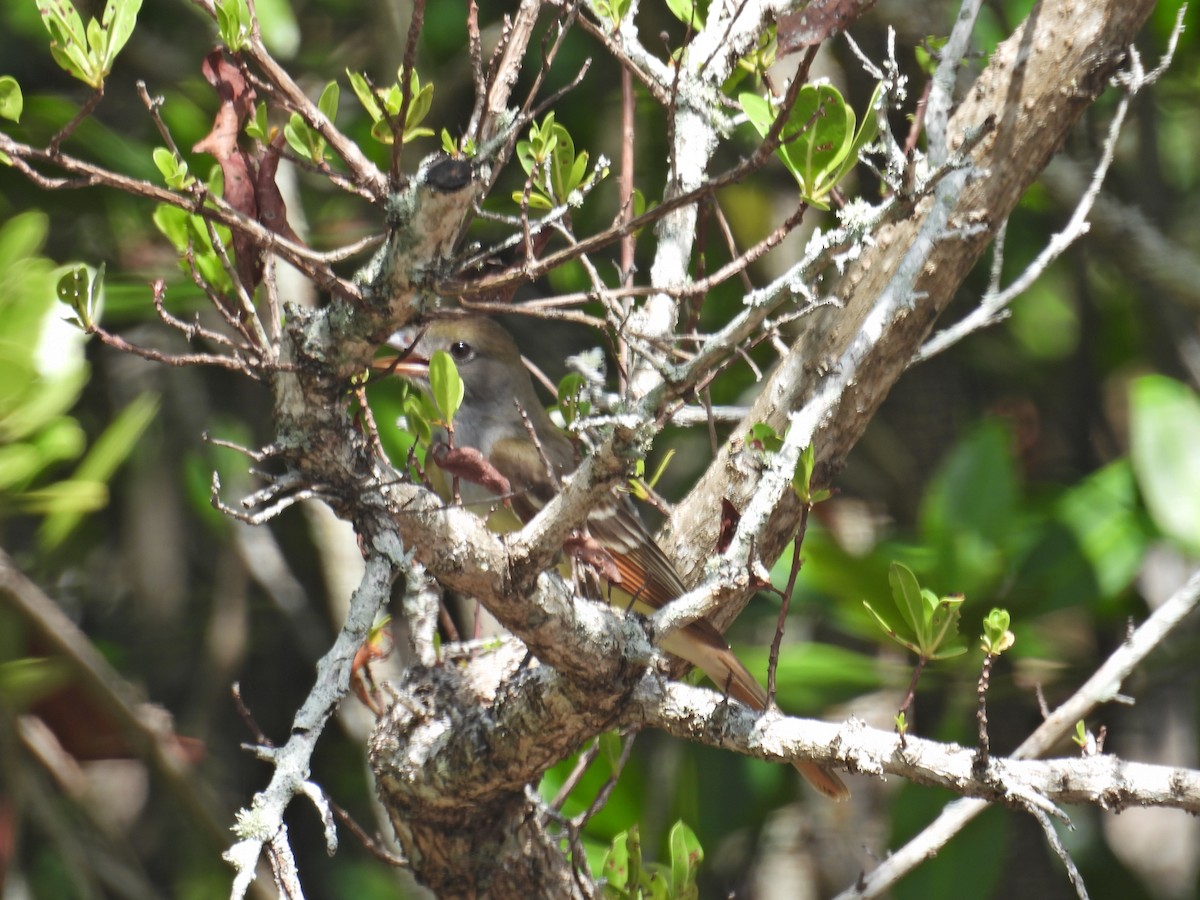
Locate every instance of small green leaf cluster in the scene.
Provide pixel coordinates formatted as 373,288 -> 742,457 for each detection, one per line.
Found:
440,129 -> 477,158
600,822 -> 702,900
152,169 -> 236,296
152,147 -> 195,190
665,0 -> 708,29
914,35 -> 950,77
215,0 -> 252,51
863,562 -> 967,661
347,69 -> 434,146
980,608 -> 1014,656
245,102 -> 271,142
1071,720 -> 1101,755
554,372 -> 592,429
388,348 -> 463,452
513,113 -> 593,211
794,442 -> 831,505
592,0 -> 632,29
56,263 -> 104,332
628,451 -> 675,503
725,29 -> 775,95
746,424 -> 830,504
284,82 -> 340,163
36,0 -> 142,89
738,82 -> 880,209
395,383 -> 437,448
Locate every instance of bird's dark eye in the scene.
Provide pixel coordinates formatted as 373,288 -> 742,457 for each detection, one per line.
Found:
449,340 -> 473,362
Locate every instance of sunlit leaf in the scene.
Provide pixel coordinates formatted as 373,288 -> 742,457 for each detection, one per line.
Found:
428,351 -> 464,425
1130,375 -> 1200,554
0,76 -> 23,122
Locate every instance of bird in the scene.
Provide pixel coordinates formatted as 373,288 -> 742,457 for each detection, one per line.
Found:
378,316 -> 848,800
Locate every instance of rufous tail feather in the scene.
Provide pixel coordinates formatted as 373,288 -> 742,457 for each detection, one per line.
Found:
663,625 -> 850,801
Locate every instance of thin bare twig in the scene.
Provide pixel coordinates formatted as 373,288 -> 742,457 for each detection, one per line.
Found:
87,322 -> 261,375
390,0 -> 428,187
571,11 -> 672,106
0,134 -> 361,302
48,86 -> 104,153
440,67 -> 823,299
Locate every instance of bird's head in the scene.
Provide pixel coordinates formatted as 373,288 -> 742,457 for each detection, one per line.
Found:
374,317 -> 551,451
377,317 -> 528,395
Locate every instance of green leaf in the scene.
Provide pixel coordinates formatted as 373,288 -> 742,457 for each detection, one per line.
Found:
37,0 -> 102,86
0,657 -> 72,709
601,830 -> 632,893
401,392 -> 433,447
347,68 -> 434,146
39,392 -> 160,550
55,263 -> 103,330
36,0 -> 142,87
347,69 -> 382,122
888,561 -> 926,640
593,0 -> 631,27
0,76 -> 23,122
665,0 -> 705,28
283,112 -> 323,162
862,600 -> 916,655
39,0 -> 87,48
0,367 -> 88,445
152,147 -> 195,189
1129,375 -> 1200,554
668,821 -> 702,897
793,442 -> 818,502
511,113 -> 594,210
915,35 -> 949,77
644,449 -> 674,490
215,0 -> 252,51
739,83 -> 872,207
0,445 -> 44,492
826,81 -> 882,188
152,205 -> 234,294
747,422 -> 783,454
428,351 -> 464,425
403,71 -> 434,142
511,189 -> 553,211
927,593 -> 967,660
870,563 -> 966,660
555,372 -> 588,427
86,16 -> 105,69
317,80 -> 339,122
97,0 -> 142,74
980,608 -> 1015,656
245,101 -> 270,141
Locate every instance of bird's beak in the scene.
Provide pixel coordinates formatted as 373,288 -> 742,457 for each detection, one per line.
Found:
372,327 -> 428,380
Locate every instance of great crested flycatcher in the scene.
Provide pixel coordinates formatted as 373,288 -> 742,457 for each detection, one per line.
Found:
381,316 -> 848,800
